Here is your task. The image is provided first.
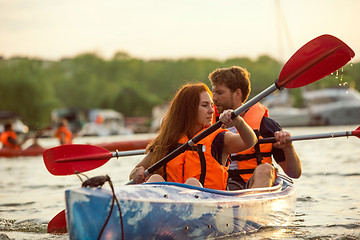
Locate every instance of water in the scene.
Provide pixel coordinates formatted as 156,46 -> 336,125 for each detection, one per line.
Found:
1,125 -> 360,239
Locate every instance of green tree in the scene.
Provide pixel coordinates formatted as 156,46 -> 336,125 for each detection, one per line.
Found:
1,54 -> 359,131
0,58 -> 57,129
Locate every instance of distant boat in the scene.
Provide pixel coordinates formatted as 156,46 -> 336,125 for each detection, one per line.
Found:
261,90 -> 312,127
304,88 -> 360,126
0,138 -> 151,158
267,107 -> 311,127
262,88 -> 360,127
78,109 -> 133,136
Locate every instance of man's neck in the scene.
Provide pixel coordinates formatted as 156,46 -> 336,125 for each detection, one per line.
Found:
233,103 -> 245,117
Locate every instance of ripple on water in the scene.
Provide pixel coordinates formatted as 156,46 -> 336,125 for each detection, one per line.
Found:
0,218 -> 47,233
296,224 -> 360,240
341,172 -> 360,177
297,196 -> 318,202
0,202 -> 35,207
22,184 -> 67,190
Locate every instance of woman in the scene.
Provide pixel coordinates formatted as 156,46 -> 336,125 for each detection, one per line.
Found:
129,83 -> 257,190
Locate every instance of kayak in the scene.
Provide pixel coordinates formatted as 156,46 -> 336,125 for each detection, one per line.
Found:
0,145 -> 46,158
96,139 -> 151,152
0,139 -> 151,158
65,174 -> 296,239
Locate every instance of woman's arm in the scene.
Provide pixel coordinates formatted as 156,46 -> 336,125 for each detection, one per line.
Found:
220,109 -> 257,156
129,152 -> 153,183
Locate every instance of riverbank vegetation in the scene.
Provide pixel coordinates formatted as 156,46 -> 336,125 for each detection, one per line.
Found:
1,52 -> 359,130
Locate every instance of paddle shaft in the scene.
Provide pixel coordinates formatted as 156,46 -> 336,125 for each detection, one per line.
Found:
54,149 -> 146,163
260,130 -> 360,144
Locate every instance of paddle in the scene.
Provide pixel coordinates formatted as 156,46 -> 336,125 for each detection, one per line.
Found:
259,126 -> 360,143
47,209 -> 67,234
43,144 -> 146,176
127,34 -> 354,184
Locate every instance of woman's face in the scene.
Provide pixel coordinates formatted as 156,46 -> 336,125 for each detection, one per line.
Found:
196,91 -> 214,130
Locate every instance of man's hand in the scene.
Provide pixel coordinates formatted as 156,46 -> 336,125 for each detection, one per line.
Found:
273,130 -> 292,149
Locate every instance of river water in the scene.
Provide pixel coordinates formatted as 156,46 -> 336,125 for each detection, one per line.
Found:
1,125 -> 359,240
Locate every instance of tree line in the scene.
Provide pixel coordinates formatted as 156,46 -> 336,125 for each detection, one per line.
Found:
0,51 -> 359,130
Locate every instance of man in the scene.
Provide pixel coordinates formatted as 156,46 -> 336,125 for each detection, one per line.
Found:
55,118 -> 73,145
209,66 -> 301,190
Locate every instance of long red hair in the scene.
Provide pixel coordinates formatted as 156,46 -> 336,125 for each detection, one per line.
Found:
148,82 -> 212,170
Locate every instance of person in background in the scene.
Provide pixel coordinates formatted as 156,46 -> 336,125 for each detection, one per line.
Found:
24,131 -> 45,150
0,122 -> 28,149
55,118 -> 73,145
129,82 -> 257,190
209,66 -> 302,190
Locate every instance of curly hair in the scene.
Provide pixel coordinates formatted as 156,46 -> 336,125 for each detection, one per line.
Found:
208,66 -> 251,103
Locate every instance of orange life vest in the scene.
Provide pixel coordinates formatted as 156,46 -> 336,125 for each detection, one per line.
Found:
228,103 -> 273,182
165,128 -> 229,190
0,131 -> 20,149
55,126 -> 72,145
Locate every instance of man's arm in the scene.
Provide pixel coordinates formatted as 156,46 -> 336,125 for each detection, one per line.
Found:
272,130 -> 302,178
260,117 -> 302,178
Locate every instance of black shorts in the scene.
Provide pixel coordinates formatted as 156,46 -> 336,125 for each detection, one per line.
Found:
227,175 -> 253,190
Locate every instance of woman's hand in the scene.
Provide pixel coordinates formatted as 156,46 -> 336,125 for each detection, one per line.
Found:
130,166 -> 146,183
219,109 -> 243,128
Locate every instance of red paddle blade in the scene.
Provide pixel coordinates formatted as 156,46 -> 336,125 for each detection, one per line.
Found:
48,209 -> 67,234
43,144 -> 112,175
278,34 -> 355,88
352,126 -> 360,138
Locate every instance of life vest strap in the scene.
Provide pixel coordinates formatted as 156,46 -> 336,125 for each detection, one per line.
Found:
196,144 -> 206,186
228,169 -> 255,176
253,130 -> 263,165
230,152 -> 272,161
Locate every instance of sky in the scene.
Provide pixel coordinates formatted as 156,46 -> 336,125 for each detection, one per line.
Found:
1,0 -> 359,63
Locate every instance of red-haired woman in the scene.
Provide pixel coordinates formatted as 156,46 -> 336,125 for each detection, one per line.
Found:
129,83 -> 257,190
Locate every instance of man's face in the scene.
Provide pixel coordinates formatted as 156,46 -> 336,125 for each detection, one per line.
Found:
212,83 -> 236,114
